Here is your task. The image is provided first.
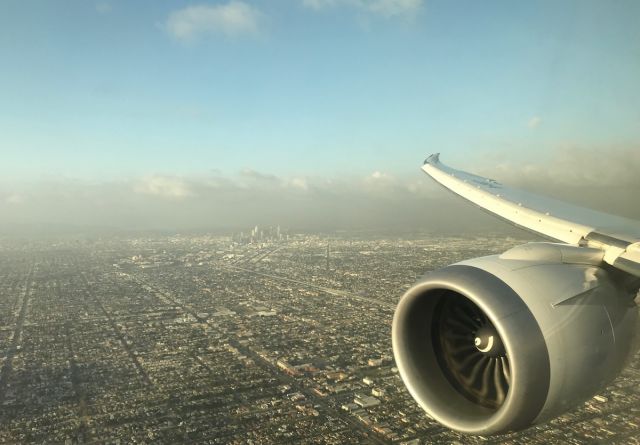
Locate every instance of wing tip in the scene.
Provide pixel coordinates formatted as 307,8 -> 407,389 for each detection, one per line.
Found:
424,153 -> 440,166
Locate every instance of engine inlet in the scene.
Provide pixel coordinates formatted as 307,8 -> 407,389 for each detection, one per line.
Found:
432,292 -> 510,409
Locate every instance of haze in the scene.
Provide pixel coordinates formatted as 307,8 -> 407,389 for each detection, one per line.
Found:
1,1 -> 639,233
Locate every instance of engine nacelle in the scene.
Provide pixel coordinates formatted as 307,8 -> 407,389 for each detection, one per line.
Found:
392,243 -> 639,435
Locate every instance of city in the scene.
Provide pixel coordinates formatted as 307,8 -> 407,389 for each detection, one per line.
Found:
2,1 -> 639,444
0,230 -> 638,444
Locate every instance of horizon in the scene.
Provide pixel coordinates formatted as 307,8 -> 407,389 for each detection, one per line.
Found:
1,1 -> 640,231
1,3 -> 640,441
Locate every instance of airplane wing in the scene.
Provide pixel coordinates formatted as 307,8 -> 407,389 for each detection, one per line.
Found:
422,153 -> 640,277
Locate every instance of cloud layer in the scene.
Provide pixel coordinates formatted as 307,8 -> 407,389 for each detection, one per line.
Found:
478,146 -> 640,218
302,0 -> 424,19
527,116 -> 541,129
133,176 -> 194,199
164,0 -> 423,44
0,169 -> 483,233
1,148 -> 639,234
166,1 -> 262,42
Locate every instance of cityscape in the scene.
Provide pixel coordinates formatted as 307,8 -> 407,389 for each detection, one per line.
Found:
0,228 -> 638,444
2,1 -> 639,444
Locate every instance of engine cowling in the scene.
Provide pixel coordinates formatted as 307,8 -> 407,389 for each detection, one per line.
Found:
392,243 -> 639,435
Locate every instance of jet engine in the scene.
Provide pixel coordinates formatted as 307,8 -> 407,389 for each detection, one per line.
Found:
392,243 -> 639,435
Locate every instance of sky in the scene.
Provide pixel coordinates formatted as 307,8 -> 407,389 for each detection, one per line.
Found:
1,1 -> 639,232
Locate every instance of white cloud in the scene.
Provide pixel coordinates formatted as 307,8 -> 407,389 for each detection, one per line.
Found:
302,0 -> 337,10
287,177 -> 309,190
486,146 -> 640,189
95,2 -> 111,14
134,176 -> 194,199
370,171 -> 391,180
4,148 -> 639,232
367,0 -> 423,18
528,116 -> 542,129
165,1 -> 262,42
5,194 -> 24,205
240,168 -> 279,182
302,0 -> 424,19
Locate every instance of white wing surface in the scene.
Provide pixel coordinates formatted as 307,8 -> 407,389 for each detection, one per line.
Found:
422,153 -> 640,277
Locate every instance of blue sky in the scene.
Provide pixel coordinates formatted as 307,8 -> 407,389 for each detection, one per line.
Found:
1,1 -> 639,231
2,0 -> 639,181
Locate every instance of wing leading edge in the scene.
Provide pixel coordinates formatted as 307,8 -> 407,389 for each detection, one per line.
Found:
422,153 -> 640,277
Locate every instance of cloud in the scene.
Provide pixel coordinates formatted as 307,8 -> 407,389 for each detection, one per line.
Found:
165,1 -> 262,42
302,0 -> 424,19
287,177 -> 309,191
484,146 -> 640,188
95,2 -> 111,14
0,169 -> 483,233
370,171 -> 391,180
477,146 -> 640,220
240,168 -> 279,182
4,194 -> 24,205
302,0 -> 337,10
527,116 -> 541,129
2,147 -> 638,234
133,176 -> 194,199
367,0 -> 424,18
